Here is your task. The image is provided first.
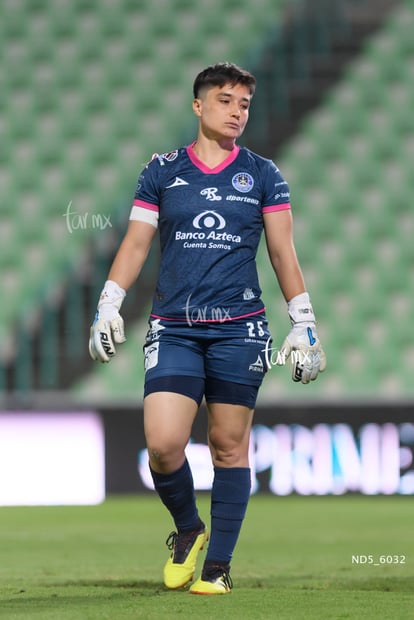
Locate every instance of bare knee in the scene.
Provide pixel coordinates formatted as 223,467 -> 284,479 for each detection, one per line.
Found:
144,392 -> 197,473
146,439 -> 186,473
208,432 -> 248,468
207,403 -> 253,468
212,448 -> 246,468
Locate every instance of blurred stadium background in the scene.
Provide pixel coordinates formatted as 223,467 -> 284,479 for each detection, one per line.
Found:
1,0 -> 414,504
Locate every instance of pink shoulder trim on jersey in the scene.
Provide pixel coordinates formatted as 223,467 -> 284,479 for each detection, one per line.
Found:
262,203 -> 291,214
186,141 -> 240,174
133,198 -> 159,212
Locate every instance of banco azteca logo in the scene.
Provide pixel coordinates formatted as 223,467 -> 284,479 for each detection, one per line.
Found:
192,210 -> 226,231
175,208 -> 240,245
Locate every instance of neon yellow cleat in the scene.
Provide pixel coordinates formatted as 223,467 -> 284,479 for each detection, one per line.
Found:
163,523 -> 208,589
189,565 -> 233,595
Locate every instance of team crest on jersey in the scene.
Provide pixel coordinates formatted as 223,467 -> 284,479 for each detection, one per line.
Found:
232,172 -> 254,193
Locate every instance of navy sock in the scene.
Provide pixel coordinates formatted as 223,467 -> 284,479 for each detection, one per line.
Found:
206,467 -> 251,564
150,458 -> 200,532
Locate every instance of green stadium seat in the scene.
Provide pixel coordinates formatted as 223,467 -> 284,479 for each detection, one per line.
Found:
4,0 -> 411,400
265,1 -> 414,398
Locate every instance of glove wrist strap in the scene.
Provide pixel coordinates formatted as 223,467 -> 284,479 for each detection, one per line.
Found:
287,292 -> 316,325
98,280 -> 126,311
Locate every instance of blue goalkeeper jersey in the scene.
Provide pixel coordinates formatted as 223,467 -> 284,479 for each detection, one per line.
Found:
130,142 -> 291,323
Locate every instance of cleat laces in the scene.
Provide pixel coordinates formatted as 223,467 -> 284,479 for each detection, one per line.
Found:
165,526 -> 204,564
203,563 -> 233,590
220,571 -> 233,591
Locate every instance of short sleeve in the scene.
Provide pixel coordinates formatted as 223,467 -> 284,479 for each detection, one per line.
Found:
261,160 -> 291,214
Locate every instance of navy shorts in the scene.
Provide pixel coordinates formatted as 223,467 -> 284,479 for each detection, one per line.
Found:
143,316 -> 272,408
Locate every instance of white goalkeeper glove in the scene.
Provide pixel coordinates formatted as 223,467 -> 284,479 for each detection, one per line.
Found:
277,292 -> 326,384
89,280 -> 126,363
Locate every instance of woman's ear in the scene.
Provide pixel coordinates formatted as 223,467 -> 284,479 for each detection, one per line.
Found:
192,98 -> 202,117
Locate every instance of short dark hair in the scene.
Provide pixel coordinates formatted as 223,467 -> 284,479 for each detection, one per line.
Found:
193,62 -> 256,98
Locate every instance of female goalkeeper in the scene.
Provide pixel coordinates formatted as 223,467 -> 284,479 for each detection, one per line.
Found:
89,62 -> 326,595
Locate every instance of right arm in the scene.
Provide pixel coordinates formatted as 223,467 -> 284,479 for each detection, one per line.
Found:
107,219 -> 157,291
89,219 -> 157,362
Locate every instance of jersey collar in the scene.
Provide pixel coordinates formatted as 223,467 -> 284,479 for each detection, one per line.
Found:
186,141 -> 240,174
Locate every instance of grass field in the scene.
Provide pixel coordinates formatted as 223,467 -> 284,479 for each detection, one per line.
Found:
0,494 -> 413,619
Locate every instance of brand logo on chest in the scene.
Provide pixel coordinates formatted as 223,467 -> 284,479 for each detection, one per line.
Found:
200,187 -> 222,201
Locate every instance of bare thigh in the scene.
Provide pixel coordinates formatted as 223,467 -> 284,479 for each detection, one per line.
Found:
207,402 -> 254,468
144,391 -> 198,474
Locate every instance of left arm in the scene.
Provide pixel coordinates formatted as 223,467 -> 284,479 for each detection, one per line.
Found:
263,209 -> 306,302
263,209 -> 326,383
